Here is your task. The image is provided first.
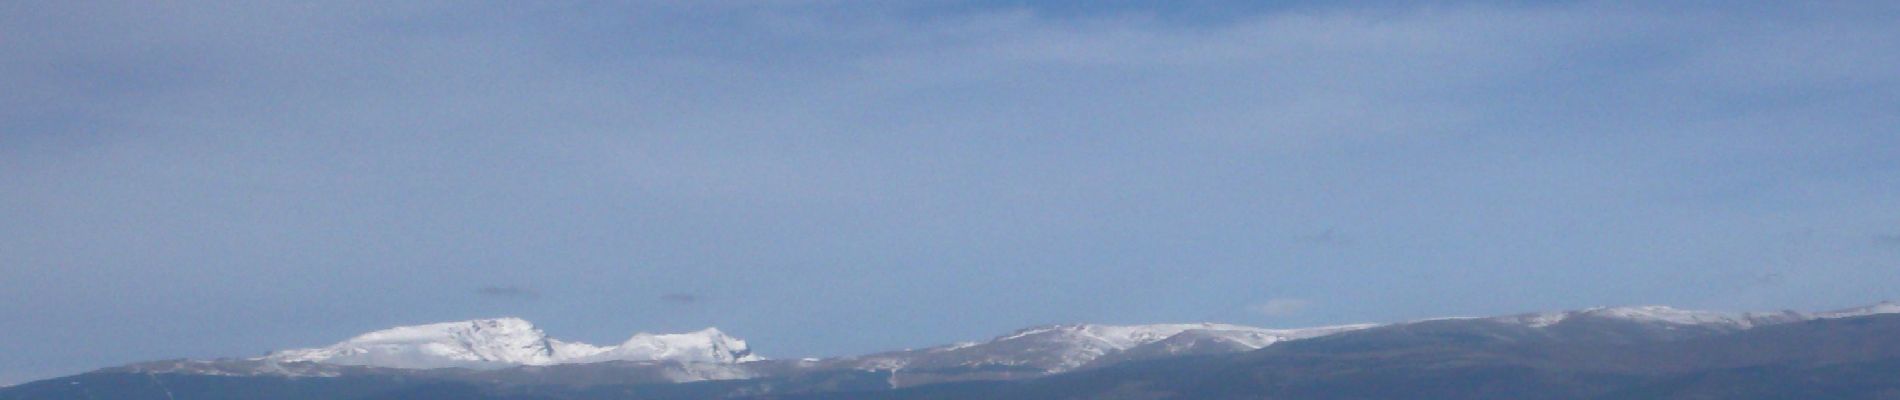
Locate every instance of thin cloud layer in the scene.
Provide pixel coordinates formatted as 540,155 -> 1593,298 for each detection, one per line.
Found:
661,293 -> 703,305
1250,299 -> 1313,317
476,286 -> 540,300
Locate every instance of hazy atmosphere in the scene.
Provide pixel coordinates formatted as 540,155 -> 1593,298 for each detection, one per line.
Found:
3,1 -> 1897,385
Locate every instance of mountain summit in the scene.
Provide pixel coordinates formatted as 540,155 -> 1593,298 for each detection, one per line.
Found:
843,322 -> 1377,373
262,318 -> 760,369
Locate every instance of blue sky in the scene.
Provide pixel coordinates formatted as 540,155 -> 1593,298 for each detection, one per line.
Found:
3,0 -> 1898,385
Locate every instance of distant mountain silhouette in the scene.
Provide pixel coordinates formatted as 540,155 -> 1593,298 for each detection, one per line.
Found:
5,303 -> 1898,399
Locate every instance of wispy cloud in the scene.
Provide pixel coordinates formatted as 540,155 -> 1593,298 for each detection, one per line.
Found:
1753,271 -> 1787,287
1249,298 -> 1312,317
660,293 -> 702,305
475,285 -> 539,300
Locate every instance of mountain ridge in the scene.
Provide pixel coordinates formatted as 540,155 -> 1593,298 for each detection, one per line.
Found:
259,318 -> 760,370
7,301 -> 1900,399
14,301 -> 1896,396
125,301 -> 1900,377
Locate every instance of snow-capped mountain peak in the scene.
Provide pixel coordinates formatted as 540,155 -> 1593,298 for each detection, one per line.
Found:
263,318 -> 570,369
847,322 -> 1377,374
575,327 -> 762,364
1816,301 -> 1900,319
1491,305 -> 1807,329
990,322 -> 1373,353
994,323 -> 1230,348
260,318 -> 761,369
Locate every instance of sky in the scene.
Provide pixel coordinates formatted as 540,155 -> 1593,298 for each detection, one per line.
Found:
2,0 -> 1898,386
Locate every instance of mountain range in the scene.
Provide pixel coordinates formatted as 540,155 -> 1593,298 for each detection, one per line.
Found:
3,301 -> 1898,399
260,318 -> 760,369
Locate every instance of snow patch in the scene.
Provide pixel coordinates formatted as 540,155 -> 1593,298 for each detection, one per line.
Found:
1816,301 -> 1900,319
967,322 -> 1376,371
260,318 -> 759,370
